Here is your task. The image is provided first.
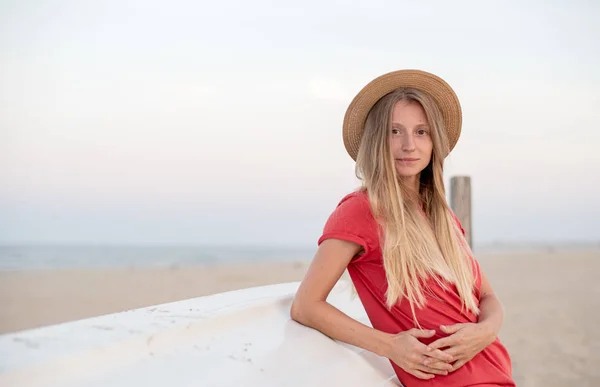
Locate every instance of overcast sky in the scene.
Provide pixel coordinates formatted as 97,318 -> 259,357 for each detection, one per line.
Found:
1,0 -> 599,247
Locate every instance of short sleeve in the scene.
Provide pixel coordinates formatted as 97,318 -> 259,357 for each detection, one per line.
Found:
317,191 -> 379,261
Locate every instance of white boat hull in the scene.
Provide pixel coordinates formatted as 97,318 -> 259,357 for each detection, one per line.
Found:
0,280 -> 401,386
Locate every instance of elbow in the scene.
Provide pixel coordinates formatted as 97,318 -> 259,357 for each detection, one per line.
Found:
289,298 -> 304,323
290,297 -> 313,326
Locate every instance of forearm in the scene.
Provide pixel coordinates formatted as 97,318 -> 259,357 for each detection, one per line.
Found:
292,300 -> 393,358
477,294 -> 504,338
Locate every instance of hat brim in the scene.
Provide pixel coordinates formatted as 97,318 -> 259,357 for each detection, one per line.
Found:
343,69 -> 462,161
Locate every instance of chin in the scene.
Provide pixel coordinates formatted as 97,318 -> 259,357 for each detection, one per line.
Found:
395,167 -> 425,178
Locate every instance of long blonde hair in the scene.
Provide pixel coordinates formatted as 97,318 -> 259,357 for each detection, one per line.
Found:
355,88 -> 479,324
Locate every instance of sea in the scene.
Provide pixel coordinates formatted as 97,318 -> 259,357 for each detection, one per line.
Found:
1,243 -> 597,271
0,245 -> 317,271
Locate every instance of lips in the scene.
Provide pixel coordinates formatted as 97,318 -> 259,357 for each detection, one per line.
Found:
397,158 -> 419,162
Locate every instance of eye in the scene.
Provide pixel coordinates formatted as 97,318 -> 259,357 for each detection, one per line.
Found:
391,128 -> 401,135
417,129 -> 429,136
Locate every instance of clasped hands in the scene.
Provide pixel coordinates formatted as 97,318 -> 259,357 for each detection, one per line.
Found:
422,322 -> 496,374
389,322 -> 496,380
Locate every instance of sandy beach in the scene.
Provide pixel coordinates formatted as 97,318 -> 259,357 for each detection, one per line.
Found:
1,248 -> 599,386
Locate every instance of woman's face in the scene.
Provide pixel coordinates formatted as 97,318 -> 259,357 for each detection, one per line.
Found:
389,100 -> 433,179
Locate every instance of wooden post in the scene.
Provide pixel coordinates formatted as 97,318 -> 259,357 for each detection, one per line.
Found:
450,176 -> 472,248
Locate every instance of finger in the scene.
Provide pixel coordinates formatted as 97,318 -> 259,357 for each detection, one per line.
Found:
415,364 -> 448,376
427,337 -> 455,351
441,345 -> 464,358
450,358 -> 468,372
422,348 -> 454,363
420,359 -> 454,373
408,328 -> 436,338
410,369 -> 436,380
423,355 -> 454,369
440,324 -> 464,334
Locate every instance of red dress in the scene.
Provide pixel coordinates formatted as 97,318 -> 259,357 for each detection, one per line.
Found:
318,190 -> 515,387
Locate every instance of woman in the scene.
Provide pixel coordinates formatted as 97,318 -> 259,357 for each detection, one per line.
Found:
290,70 -> 515,386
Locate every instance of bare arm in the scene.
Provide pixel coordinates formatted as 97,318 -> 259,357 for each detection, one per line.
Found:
290,239 -> 454,379
476,270 -> 504,338
290,239 -> 393,357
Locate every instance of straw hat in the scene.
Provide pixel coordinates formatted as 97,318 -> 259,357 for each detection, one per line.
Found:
342,69 -> 462,161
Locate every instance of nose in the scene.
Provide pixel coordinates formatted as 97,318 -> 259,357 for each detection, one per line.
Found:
402,133 -> 416,152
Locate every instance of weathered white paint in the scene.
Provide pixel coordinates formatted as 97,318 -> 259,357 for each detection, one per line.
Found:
0,280 -> 401,386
